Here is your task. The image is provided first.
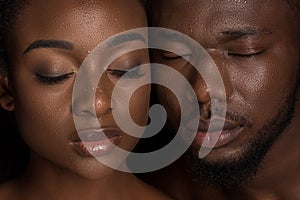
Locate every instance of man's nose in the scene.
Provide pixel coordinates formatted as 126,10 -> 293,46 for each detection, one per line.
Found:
191,58 -> 233,118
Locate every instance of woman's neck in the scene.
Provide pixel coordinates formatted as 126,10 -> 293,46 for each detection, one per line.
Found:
16,152 -> 140,200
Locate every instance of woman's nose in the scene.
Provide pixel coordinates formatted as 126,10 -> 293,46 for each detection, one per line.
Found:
72,79 -> 113,118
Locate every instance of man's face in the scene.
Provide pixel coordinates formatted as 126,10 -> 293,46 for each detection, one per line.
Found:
151,0 -> 300,186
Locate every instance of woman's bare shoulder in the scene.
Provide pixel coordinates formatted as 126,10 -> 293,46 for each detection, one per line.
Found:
133,178 -> 174,200
0,180 -> 19,200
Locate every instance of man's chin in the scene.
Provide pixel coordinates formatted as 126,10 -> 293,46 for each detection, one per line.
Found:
185,143 -> 264,189
185,123 -> 291,189
189,144 -> 246,164
185,79 -> 297,189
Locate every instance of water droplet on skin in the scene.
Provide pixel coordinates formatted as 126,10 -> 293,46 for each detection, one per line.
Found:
98,89 -> 104,94
59,22 -> 66,29
97,102 -> 102,108
96,99 -> 102,107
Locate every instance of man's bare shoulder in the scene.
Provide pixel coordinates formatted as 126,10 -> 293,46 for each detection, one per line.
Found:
0,180 -> 19,200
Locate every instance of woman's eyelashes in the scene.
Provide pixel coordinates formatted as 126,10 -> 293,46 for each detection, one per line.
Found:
35,71 -> 75,85
161,51 -> 192,60
34,63 -> 145,85
107,65 -> 145,79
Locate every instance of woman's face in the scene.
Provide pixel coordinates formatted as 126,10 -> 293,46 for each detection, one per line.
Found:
5,0 -> 149,178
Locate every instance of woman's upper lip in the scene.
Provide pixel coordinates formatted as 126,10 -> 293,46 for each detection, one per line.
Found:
72,128 -> 122,142
198,118 -> 242,132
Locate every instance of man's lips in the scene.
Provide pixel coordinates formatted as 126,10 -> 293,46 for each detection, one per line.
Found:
192,118 -> 244,149
70,128 -> 122,157
197,117 -> 241,133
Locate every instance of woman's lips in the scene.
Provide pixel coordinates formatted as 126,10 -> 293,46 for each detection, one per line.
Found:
70,129 -> 122,157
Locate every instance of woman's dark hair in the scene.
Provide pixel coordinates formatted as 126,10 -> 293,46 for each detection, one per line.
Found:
0,1 -> 29,183
0,0 -> 27,73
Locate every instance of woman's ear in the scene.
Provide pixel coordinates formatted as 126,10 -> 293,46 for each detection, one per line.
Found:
0,74 -> 14,111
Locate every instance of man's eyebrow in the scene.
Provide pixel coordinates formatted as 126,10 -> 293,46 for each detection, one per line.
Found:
219,28 -> 273,40
106,33 -> 146,47
150,31 -> 188,43
24,40 -> 74,54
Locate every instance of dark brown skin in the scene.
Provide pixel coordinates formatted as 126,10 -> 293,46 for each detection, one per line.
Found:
0,0 -> 172,199
142,0 -> 300,199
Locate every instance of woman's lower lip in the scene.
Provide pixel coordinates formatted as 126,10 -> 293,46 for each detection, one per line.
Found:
70,129 -> 122,157
192,127 -> 244,149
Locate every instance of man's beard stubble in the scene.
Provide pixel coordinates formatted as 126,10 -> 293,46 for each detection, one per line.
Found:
184,70 -> 300,189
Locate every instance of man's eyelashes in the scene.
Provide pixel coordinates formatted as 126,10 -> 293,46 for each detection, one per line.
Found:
227,50 -> 263,58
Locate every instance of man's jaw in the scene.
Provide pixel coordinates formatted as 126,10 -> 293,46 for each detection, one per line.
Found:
184,94 -> 297,189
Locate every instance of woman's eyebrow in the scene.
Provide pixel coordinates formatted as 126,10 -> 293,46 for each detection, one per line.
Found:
106,33 -> 146,47
23,40 -> 74,54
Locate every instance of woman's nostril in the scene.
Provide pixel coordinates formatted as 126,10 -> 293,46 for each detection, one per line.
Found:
73,103 -> 96,117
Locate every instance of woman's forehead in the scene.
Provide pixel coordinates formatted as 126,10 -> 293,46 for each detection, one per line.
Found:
6,0 -> 147,65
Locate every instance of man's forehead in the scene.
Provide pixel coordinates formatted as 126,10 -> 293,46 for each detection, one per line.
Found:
150,0 -> 291,32
149,0 -> 300,51
151,0 -> 286,15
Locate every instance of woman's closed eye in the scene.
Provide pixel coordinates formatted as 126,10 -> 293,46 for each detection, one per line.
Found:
35,72 -> 75,85
107,66 -> 145,79
162,51 -> 192,60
